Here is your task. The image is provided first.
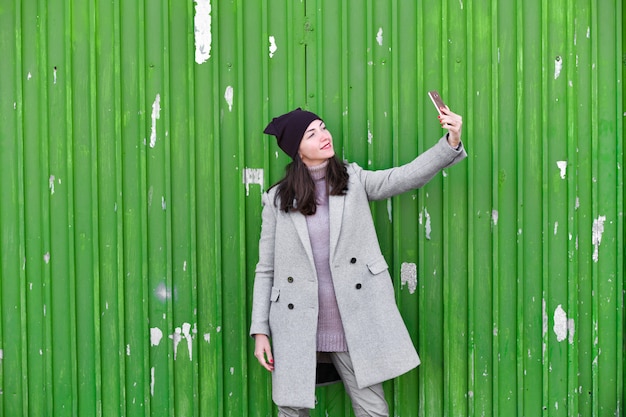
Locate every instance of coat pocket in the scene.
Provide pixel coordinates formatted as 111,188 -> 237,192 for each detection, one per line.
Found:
270,286 -> 280,302
367,257 -> 389,275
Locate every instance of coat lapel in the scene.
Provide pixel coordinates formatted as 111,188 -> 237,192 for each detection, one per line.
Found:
289,193 -> 345,267
328,193 -> 345,262
290,211 -> 315,269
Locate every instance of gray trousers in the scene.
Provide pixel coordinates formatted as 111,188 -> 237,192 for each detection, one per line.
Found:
277,351 -> 389,417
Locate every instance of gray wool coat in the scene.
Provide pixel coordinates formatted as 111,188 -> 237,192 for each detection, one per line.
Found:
250,135 -> 467,408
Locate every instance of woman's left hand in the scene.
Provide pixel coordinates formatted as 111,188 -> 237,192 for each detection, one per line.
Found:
438,107 -> 463,148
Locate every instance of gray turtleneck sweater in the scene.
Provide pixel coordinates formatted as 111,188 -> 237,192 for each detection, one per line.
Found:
306,160 -> 348,352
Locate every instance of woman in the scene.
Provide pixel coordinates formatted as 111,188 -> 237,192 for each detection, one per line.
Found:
250,107 -> 466,416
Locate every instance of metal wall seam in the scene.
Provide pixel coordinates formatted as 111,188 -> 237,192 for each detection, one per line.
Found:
564,0 -> 579,415
0,1 -> 23,415
72,0 -> 100,413
95,0 -> 123,412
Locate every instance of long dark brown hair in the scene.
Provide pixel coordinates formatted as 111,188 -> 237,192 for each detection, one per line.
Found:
273,155 -> 349,215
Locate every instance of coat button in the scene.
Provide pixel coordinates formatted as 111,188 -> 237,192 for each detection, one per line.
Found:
288,303 -> 294,309
356,283 -> 362,289
287,276 -> 294,283
350,257 -> 357,264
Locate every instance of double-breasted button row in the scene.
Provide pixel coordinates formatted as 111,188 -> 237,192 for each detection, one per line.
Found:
286,277 -> 295,308
350,258 -> 361,289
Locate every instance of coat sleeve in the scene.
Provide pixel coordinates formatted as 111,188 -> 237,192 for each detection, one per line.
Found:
249,192 -> 277,337
350,134 -> 467,201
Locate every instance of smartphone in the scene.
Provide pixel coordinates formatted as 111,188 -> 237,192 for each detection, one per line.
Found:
428,90 -> 446,115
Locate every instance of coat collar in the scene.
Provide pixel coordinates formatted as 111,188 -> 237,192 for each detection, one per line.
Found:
289,193 -> 345,266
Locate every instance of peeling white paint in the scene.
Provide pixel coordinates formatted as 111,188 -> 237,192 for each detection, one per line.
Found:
150,367 -> 155,396
387,198 -> 392,223
554,221 -> 558,235
194,0 -> 212,64
243,168 -> 264,196
491,209 -> 499,226
224,86 -> 234,112
575,197 -> 580,210
43,252 -> 51,264
553,305 -> 568,342
230,367 -> 235,375
204,333 -> 211,344
459,0 -> 464,9
367,121 -> 373,144
170,323 -> 193,361
556,160 -> 567,179
49,175 -> 56,194
592,215 -> 606,263
553,305 -> 576,344
53,67 -> 57,84
554,57 -> 563,79
376,28 -> 383,46
269,35 -> 278,58
0,349 -> 3,360
182,322 -> 192,360
150,327 -> 163,346
424,208 -> 432,240
150,94 -> 161,148
400,262 -> 417,294
161,196 -> 166,211
27,72 -> 32,80
183,261 -> 187,271
126,344 -> 131,356
170,327 -> 183,359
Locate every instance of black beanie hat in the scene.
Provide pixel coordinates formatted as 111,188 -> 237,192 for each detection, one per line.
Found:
263,108 -> 322,159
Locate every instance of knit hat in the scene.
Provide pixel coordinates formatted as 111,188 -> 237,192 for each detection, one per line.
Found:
263,108 -> 322,159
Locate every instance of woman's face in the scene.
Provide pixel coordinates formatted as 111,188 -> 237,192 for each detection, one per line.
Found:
298,119 -> 335,167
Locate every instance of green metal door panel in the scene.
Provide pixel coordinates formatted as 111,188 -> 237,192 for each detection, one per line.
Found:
0,0 -> 623,416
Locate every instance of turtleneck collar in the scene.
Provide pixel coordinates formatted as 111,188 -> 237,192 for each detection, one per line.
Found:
307,159 -> 329,181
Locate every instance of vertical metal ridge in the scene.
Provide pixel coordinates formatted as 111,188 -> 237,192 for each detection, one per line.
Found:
416,1 -> 427,410
0,1 -> 26,415
608,0 -> 622,409
564,0 -> 579,415
464,0 -> 476,415
70,0 -> 101,412
540,0 -> 551,413
589,0 -> 600,414
514,0 -> 526,414
235,0 -> 249,414
185,0 -> 200,412
490,0 -> 501,413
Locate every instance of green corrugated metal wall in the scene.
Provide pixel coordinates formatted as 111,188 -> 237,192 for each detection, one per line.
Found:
0,0 -> 623,416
